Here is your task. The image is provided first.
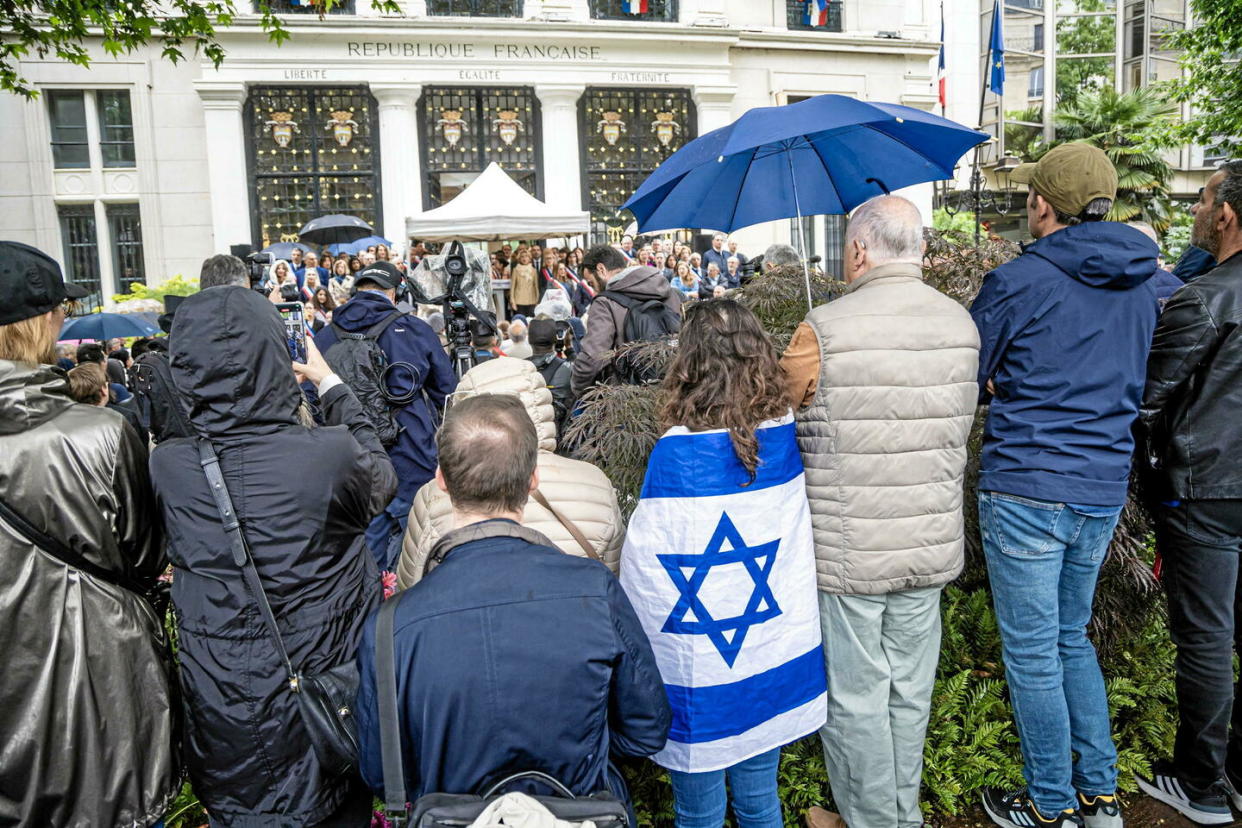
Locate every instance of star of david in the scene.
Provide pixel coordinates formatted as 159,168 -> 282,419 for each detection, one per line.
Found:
658,512 -> 782,668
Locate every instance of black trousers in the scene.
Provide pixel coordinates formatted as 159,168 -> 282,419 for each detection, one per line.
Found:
1157,498 -> 1242,792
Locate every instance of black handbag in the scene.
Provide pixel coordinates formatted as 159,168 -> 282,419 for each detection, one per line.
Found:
375,530 -> 630,828
197,439 -> 360,776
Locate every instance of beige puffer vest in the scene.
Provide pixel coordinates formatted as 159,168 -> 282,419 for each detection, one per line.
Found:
796,262 -> 980,595
396,357 -> 624,589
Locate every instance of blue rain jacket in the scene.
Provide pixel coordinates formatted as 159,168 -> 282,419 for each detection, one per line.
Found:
313,291 -> 457,500
971,222 -> 1159,506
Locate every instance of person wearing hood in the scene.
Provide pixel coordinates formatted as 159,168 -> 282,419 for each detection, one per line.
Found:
149,286 -> 398,827
312,260 -> 457,570
397,357 -> 624,589
572,244 -> 683,398
0,241 -> 178,827
971,144 -> 1158,828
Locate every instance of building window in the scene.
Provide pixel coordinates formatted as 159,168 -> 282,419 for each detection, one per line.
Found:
245,86 -> 381,248
418,86 -> 541,210
255,0 -> 356,13
47,91 -> 90,169
786,0 -> 843,32
426,0 -> 522,14
107,204 -> 146,295
58,205 -> 103,309
98,91 -> 136,168
47,89 -> 136,170
579,87 -> 695,241
589,0 -> 678,22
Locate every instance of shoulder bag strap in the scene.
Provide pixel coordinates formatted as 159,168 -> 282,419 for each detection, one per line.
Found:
196,438 -> 299,690
530,489 -> 601,563
377,596 -> 407,824
0,493 -> 148,596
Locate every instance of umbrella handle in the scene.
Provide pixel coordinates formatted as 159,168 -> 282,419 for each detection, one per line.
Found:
865,177 -> 891,195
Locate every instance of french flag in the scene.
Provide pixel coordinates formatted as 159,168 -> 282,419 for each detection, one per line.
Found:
621,0 -> 649,12
803,0 -> 829,27
936,7 -> 947,110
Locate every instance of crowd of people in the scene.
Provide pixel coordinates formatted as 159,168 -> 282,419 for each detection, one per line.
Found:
1,146 -> 1241,828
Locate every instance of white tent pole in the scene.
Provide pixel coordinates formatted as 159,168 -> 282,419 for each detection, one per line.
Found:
786,150 -> 814,312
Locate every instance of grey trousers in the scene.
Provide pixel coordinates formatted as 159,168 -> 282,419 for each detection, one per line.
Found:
817,587 -> 942,828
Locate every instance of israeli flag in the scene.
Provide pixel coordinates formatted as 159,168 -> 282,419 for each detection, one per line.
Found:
621,414 -> 826,773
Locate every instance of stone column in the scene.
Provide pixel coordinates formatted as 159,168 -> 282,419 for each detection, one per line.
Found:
194,81 -> 252,250
692,85 -> 737,134
535,84 -> 586,217
371,82 -> 423,249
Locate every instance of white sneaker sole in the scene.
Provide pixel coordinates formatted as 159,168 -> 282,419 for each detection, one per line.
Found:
1081,807 -> 1124,828
1226,776 -> 1242,812
1136,775 -> 1234,825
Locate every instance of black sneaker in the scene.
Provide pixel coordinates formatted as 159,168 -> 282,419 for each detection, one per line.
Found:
1136,761 -> 1233,825
982,787 -> 1084,827
1076,792 -> 1123,828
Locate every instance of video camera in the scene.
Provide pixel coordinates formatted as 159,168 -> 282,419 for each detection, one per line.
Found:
738,253 -> 762,285
244,251 -> 274,294
411,241 -> 495,378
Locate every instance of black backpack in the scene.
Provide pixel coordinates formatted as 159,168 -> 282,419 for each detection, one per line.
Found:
130,348 -> 194,444
534,354 -> 570,435
323,312 -> 412,449
598,290 -> 681,385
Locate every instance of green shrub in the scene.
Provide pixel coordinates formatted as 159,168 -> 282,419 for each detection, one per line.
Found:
112,275 -> 199,304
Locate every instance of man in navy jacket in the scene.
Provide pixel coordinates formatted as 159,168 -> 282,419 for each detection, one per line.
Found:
314,261 -> 457,569
354,395 -> 670,810
972,144 -> 1158,828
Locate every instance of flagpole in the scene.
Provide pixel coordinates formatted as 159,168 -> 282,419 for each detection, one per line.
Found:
973,2 -> 994,246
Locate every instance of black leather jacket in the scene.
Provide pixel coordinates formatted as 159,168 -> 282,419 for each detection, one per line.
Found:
1141,250 -> 1242,499
0,361 -> 177,827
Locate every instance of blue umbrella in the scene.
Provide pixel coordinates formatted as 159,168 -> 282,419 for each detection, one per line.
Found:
623,95 -> 988,306
60,312 -> 160,341
327,235 -> 394,256
261,241 -> 313,260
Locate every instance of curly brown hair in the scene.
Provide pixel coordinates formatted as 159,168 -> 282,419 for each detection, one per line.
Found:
659,299 -> 790,480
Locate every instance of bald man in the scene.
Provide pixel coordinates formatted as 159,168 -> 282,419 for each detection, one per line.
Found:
782,196 -> 980,828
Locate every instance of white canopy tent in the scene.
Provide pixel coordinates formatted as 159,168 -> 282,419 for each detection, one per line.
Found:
405,162 -> 590,242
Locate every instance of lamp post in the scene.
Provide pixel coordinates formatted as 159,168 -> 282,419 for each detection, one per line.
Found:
940,155 -> 1022,244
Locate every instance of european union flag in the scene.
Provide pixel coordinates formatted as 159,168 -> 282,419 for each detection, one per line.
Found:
988,0 -> 1005,95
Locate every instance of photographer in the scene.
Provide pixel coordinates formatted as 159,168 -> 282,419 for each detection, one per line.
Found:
314,260 -> 457,569
149,285 -> 397,827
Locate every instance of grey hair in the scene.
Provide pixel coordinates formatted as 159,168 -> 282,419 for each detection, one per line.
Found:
846,196 -> 924,264
199,254 -> 248,289
1127,221 -> 1159,245
762,243 -> 800,267
1213,160 -> 1242,218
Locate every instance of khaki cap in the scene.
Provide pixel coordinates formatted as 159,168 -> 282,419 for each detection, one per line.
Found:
1010,143 -> 1118,217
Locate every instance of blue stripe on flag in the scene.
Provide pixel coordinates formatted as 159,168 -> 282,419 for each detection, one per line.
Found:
665,646 -> 825,744
640,421 -> 802,499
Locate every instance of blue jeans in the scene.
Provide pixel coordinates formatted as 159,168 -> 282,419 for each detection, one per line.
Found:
980,491 -> 1122,815
667,748 -> 783,828
365,493 -> 413,571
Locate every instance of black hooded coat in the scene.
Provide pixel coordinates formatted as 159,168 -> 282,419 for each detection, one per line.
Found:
150,286 -> 397,826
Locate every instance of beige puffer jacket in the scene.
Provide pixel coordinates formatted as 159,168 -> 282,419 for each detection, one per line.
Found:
396,358 -> 624,589
796,262 -> 980,595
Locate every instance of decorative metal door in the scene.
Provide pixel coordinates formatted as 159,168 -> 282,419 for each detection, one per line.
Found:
579,87 -> 695,242
246,86 -> 381,248
418,86 -> 541,210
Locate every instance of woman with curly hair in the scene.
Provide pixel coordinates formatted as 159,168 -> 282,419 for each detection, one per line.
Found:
620,300 -> 826,828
